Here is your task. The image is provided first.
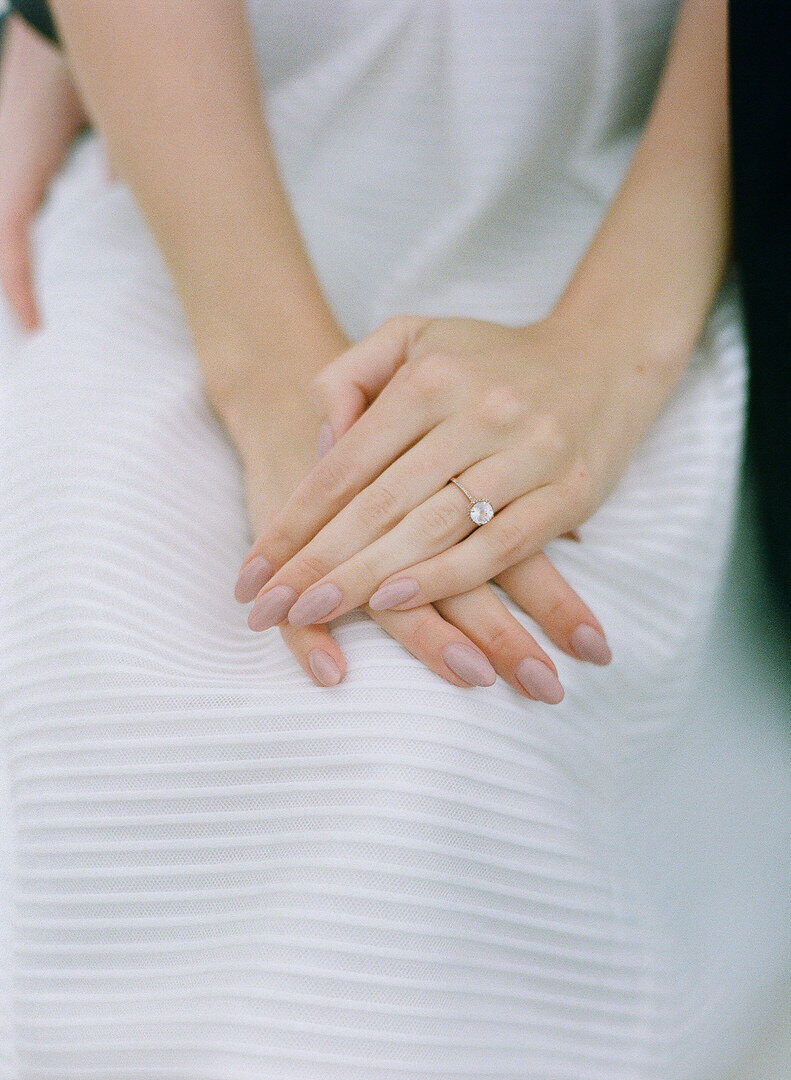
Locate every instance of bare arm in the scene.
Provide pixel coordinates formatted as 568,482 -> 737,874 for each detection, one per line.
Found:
45,0 -> 614,699
228,0 -> 736,625
47,0 -> 347,442
552,0 -> 729,379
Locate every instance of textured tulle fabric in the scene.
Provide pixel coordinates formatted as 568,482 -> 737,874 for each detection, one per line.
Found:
0,2 -> 760,1077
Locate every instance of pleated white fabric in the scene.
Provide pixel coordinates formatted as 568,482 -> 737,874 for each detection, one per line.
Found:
0,2 -> 759,1077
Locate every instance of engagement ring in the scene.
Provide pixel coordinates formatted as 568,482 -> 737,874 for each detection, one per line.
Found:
449,477 -> 494,525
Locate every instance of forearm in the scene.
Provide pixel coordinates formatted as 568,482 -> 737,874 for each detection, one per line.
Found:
47,0 -> 346,420
551,0 -> 729,384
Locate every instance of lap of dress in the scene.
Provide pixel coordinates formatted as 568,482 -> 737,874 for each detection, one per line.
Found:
0,137 -> 752,1079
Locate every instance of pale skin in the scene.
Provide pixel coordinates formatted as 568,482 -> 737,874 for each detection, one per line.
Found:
237,0 -> 729,624
5,0 -> 728,698
2,4 -> 604,703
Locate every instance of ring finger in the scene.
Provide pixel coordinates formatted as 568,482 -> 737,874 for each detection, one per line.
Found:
435,585 -> 565,703
278,449 -> 546,627
282,601 -> 500,690
239,415 -> 494,609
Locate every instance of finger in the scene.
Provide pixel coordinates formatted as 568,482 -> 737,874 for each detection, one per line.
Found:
363,482 -> 576,611
308,315 -> 428,456
278,450 -> 552,627
235,350 -> 457,597
435,585 -> 565,704
246,418 -> 496,618
310,362 -> 367,459
278,621 -> 347,687
494,550 -> 612,665
368,603 -> 497,688
0,219 -> 40,331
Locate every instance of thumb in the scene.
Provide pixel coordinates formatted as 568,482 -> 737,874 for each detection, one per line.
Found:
309,315 -> 428,456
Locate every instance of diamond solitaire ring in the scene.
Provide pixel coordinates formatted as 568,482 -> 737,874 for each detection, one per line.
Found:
449,477 -> 495,526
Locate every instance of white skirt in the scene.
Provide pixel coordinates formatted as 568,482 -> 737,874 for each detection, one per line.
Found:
0,135 -> 761,1080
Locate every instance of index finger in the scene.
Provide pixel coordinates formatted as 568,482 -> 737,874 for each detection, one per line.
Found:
234,367 -> 441,600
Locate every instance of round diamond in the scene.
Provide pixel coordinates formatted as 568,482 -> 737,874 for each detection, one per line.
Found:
469,500 -> 494,525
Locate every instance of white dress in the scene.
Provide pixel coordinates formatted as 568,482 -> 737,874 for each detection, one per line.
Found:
0,2 -> 779,1077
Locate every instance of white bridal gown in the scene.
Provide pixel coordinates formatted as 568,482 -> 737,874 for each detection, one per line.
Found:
1,2 -> 788,1078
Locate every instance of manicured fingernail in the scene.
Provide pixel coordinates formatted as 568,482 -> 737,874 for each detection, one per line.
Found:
234,555 -> 274,603
308,648 -> 342,686
288,582 -> 343,626
515,657 -> 565,704
570,624 -> 612,665
368,577 -> 420,610
441,643 -> 497,687
248,585 -> 298,631
317,421 -> 334,457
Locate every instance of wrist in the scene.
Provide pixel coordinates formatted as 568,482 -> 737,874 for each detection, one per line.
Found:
524,306 -> 692,464
199,318 -> 350,460
542,293 -> 691,393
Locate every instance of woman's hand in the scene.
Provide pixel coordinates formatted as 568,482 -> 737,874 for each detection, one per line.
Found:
0,13 -> 89,330
230,378 -> 610,703
235,311 -> 678,631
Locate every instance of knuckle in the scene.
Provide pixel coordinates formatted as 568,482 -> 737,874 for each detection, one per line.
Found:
491,517 -> 528,560
481,619 -> 521,657
476,385 -> 525,432
418,498 -> 464,547
314,453 -> 354,504
270,518 -> 305,557
402,354 -> 460,403
405,609 -> 440,645
357,482 -> 401,530
543,594 -> 578,630
340,549 -> 379,590
295,549 -> 335,581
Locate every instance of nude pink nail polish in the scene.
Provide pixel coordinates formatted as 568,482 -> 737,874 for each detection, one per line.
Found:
515,657 -> 564,704
248,585 -> 298,632
234,555 -> 274,603
441,643 -> 497,686
570,624 -> 612,665
308,649 -> 342,686
368,577 -> 419,611
287,582 -> 343,626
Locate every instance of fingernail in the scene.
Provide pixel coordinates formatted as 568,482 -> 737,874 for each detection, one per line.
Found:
308,648 -> 342,686
368,577 -> 420,611
287,582 -> 343,626
234,555 -> 274,603
441,643 -> 497,687
515,657 -> 565,704
570,624 -> 612,665
248,585 -> 298,631
317,421 -> 334,457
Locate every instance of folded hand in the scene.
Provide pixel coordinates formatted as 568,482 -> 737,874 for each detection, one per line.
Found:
236,312 -> 655,655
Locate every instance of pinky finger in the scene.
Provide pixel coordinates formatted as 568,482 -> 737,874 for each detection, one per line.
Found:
494,550 -> 612,665
0,222 -> 40,331
279,622 -> 347,686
